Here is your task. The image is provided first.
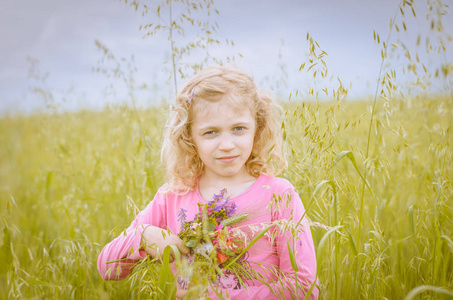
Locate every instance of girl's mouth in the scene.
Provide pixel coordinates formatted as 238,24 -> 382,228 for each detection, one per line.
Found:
217,156 -> 238,163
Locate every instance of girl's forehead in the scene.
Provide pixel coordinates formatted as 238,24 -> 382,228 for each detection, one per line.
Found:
192,98 -> 255,123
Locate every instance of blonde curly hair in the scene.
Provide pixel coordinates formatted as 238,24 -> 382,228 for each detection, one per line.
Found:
161,65 -> 287,193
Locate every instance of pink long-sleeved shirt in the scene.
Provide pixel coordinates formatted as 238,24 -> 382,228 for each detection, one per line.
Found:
97,174 -> 318,299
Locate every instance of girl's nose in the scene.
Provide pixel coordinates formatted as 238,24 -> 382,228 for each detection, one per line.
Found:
218,134 -> 234,151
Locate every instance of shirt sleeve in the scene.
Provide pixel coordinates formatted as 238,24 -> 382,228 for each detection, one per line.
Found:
208,185 -> 319,299
97,191 -> 167,280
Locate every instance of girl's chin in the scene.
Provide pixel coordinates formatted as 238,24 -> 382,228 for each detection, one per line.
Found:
205,169 -> 245,179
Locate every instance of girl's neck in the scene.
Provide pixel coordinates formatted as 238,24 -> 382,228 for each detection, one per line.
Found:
198,172 -> 258,200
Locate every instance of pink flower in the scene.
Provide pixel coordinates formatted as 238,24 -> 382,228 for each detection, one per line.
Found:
217,252 -> 229,264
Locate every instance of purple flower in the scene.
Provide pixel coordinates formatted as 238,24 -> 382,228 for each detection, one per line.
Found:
205,188 -> 238,220
213,189 -> 228,201
226,201 -> 237,217
208,189 -> 227,206
177,208 -> 188,225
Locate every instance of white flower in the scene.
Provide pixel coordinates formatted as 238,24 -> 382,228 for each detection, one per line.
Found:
191,222 -> 201,229
194,243 -> 213,254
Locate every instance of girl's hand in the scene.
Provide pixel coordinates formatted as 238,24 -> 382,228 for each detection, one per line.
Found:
176,289 -> 187,299
142,225 -> 190,262
176,289 -> 199,300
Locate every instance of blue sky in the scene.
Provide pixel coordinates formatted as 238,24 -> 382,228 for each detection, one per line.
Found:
1,0 -> 452,114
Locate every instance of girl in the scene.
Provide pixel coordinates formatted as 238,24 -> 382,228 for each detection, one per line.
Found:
97,65 -> 318,299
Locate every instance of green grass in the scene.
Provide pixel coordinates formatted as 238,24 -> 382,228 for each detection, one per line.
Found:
0,96 -> 452,299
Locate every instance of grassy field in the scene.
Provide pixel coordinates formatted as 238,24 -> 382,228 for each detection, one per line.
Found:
0,95 -> 452,299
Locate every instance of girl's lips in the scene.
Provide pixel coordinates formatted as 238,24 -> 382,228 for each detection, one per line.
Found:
217,156 -> 238,163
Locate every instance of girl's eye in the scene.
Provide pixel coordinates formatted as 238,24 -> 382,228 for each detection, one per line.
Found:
233,126 -> 247,134
204,130 -> 215,135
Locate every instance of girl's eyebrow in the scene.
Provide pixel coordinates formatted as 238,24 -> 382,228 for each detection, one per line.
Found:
232,121 -> 252,126
196,119 -> 252,127
196,125 -> 219,131
196,120 -> 252,131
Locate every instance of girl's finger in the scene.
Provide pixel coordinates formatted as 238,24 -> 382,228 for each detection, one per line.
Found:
173,237 -> 190,255
179,243 -> 190,255
176,289 -> 187,299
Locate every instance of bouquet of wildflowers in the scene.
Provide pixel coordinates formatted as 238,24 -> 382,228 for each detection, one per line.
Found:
176,189 -> 253,293
127,189 -> 312,299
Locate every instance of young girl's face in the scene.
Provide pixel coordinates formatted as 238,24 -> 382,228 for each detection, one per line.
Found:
191,97 -> 256,182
